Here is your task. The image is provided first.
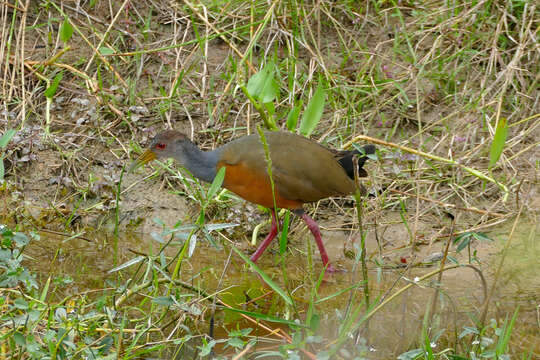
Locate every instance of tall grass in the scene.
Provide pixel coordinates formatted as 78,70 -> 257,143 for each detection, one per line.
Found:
1,0 -> 538,358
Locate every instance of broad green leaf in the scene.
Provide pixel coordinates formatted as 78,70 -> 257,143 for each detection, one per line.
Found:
454,231 -> 493,253
489,117 -> 508,169
300,77 -> 325,136
246,63 -> 271,98
260,77 -> 278,103
107,256 -> 145,273
198,340 -> 216,356
99,47 -> 115,55
13,332 -> 25,346
231,245 -> 293,306
397,349 -> 424,360
459,326 -> 480,338
44,72 -> 63,99
207,166 -> 225,200
456,236 -> 471,252
227,337 -> 244,349
188,234 -> 197,257
246,62 -> 278,103
14,298 -> 29,310
152,296 -> 175,306
264,100 -> 275,116
286,100 -> 303,131
150,231 -> 165,243
59,17 -> 74,43
472,232 -> 494,242
307,312 -> 320,332
204,223 -> 238,231
0,129 -> 16,148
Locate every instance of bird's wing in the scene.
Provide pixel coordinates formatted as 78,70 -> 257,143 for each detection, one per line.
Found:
219,132 -> 356,204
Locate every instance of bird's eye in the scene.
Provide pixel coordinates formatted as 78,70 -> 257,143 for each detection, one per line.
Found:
155,143 -> 166,150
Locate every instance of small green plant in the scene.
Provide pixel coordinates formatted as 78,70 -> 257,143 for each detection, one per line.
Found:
0,129 -> 16,182
0,226 -> 37,289
243,62 -> 326,135
453,231 -> 494,264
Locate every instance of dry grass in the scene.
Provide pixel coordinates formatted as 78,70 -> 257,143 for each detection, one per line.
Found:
0,0 -> 538,358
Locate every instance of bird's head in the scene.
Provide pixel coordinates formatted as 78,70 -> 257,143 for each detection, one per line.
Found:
130,130 -> 192,171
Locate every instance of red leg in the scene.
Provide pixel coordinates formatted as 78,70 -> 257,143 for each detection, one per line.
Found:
250,211 -> 278,263
299,212 -> 337,273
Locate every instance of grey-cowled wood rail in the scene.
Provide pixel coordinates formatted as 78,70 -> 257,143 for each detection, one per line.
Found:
131,130 -> 375,272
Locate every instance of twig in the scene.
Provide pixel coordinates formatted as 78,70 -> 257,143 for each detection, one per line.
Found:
343,135 -> 510,201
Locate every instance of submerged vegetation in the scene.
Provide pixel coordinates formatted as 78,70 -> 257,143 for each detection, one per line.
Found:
1,0 -> 539,358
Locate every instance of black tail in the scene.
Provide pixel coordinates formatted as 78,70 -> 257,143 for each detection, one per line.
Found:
337,144 -> 376,179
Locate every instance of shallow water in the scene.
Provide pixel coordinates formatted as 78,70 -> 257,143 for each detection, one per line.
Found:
24,216 -> 539,358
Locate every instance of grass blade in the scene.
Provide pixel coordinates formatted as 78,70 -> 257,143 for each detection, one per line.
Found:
44,72 -> 63,99
300,76 -> 325,136
223,307 -> 307,328
286,100 -> 303,131
231,245 -> 293,306
489,117 -> 508,169
207,166 -> 225,200
0,129 -> 16,148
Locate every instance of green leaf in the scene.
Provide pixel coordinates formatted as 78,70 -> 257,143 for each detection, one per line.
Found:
286,100 -> 303,131
459,326 -> 479,338
226,337 -> 244,349
260,79 -> 278,103
13,232 -> 29,246
264,100 -> 275,116
397,348 -> 423,360
453,231 -> 469,244
152,296 -> 175,306
307,312 -> 320,332
13,332 -> 26,346
300,77 -> 325,136
207,166 -> 225,200
14,298 -> 29,310
204,223 -> 238,232
489,117 -> 508,169
0,128 -> 13,182
456,235 -> 471,252
40,276 -> 51,302
246,62 -> 278,103
454,231 -> 493,253
44,72 -> 63,99
59,17 -> 74,43
472,232 -> 494,242
231,245 -> 293,306
224,307 -> 307,328
0,129 -> 16,148
98,47 -> 115,55
107,256 -> 145,273
198,339 -> 216,356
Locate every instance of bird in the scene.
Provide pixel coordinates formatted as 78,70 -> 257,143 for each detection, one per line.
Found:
131,130 -> 375,272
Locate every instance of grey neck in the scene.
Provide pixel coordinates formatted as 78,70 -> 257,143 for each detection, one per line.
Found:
181,143 -> 221,183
